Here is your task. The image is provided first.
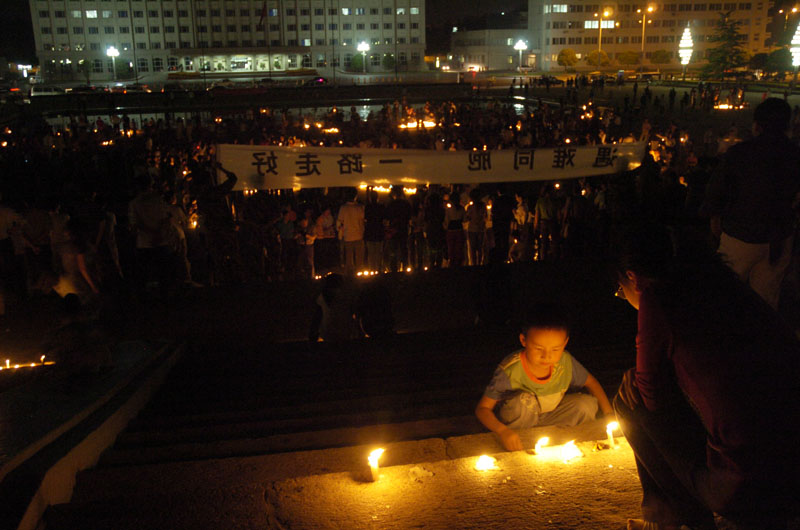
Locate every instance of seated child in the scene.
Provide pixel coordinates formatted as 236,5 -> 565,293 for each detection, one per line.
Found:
475,304 -> 613,451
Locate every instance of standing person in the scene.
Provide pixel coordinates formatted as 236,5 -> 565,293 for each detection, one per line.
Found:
276,208 -> 298,279
490,187 -> 514,264
296,206 -> 316,279
533,185 -> 557,261
128,177 -> 173,298
314,204 -> 337,276
465,192 -> 487,266
511,192 -> 531,262
364,190 -> 385,272
613,224 -> 800,530
444,195 -> 466,268
0,199 -> 23,315
385,186 -> 411,272
703,98 -> 800,310
424,192 -> 446,268
165,192 -> 193,285
336,188 -> 365,276
408,196 -> 425,270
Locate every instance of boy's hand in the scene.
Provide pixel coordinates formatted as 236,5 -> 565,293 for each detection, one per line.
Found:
499,428 -> 524,452
619,367 -> 640,409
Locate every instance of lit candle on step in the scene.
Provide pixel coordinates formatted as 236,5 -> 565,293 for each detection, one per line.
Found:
561,440 -> 583,463
475,455 -> 497,471
607,421 -> 619,449
368,448 -> 385,481
534,437 -> 550,454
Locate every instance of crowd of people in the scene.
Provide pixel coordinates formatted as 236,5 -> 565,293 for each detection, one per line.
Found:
0,81 -> 799,316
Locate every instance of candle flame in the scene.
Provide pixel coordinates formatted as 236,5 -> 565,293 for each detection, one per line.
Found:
561,440 -> 583,463
534,437 -> 550,454
606,421 -> 619,434
475,455 -> 497,471
368,448 -> 385,468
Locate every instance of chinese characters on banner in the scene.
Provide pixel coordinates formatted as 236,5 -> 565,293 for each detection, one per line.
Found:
216,143 -> 646,190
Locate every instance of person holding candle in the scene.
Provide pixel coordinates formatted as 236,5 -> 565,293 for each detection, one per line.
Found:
475,303 -> 614,452
613,224 -> 800,530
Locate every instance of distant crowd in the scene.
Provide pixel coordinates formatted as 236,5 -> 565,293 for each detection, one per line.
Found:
0,82 -> 799,316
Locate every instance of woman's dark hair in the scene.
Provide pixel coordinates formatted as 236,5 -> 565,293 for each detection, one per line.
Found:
612,223 -> 785,352
613,222 -> 676,279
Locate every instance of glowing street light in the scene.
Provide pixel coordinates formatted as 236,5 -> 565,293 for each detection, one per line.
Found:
678,25 -> 693,80
357,41 -> 370,74
106,46 -> 119,81
514,39 -> 528,71
637,5 -> 655,70
791,21 -> 800,84
778,6 -> 799,33
594,9 -> 613,52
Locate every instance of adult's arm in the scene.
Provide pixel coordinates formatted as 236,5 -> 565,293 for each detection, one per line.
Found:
636,289 -> 673,411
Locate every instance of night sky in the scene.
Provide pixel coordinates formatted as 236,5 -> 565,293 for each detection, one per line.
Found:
0,0 -> 521,64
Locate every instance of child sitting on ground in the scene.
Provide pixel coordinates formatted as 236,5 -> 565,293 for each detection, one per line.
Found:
475,303 -> 613,451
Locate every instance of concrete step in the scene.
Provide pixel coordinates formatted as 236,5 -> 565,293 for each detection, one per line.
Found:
99,415 -> 484,467
51,423 -> 631,530
81,421 -> 611,503
126,386 -> 477,431
114,399 -> 476,448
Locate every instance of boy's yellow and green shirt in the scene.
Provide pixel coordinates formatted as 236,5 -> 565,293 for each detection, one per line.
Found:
483,350 -> 589,413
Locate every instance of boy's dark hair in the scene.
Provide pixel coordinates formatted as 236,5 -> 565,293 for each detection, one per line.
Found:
520,303 -> 570,336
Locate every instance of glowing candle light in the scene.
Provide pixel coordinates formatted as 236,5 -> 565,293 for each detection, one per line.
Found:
40,355 -> 46,364
607,421 -> 619,449
368,448 -> 385,481
534,436 -> 550,454
5,359 -> 9,369
561,440 -> 583,463
475,455 -> 497,471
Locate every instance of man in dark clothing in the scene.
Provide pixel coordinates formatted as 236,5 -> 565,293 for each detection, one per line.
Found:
704,98 -> 800,309
364,190 -> 385,272
384,186 -> 411,272
490,188 -> 514,264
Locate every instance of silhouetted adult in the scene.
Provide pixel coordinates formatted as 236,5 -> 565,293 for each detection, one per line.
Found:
704,98 -> 800,310
490,187 -> 514,264
613,224 -> 800,530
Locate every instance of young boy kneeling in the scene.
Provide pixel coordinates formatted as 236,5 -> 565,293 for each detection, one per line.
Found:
475,305 -> 613,452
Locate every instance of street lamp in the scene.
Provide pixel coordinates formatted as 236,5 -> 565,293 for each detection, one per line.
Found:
357,41 -> 370,74
678,25 -> 693,81
637,5 -> 655,71
778,6 -> 799,33
106,46 -> 119,81
514,40 -> 528,72
594,9 -> 612,52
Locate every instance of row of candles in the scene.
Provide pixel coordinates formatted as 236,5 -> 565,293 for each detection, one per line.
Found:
0,356 -> 54,371
367,421 -> 621,480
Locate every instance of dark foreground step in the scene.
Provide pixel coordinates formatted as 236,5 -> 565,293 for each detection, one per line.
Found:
100,415 -> 481,467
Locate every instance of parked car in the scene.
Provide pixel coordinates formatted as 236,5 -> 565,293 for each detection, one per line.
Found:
67,85 -> 108,93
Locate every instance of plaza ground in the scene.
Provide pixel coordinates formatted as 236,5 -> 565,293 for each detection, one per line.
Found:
2,260 -> 649,529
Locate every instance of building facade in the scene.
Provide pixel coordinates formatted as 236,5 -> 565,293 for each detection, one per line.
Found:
450,29 -> 538,71
28,0 -> 426,84
452,0 -> 773,72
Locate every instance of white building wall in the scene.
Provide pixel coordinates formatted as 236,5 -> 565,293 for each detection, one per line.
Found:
29,0 -> 426,84
450,29 -> 539,71
529,0 -> 772,71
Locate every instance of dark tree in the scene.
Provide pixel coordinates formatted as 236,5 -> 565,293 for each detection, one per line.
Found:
701,12 -> 748,79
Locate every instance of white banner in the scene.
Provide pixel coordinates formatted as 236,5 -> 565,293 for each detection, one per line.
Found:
216,142 -> 646,190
